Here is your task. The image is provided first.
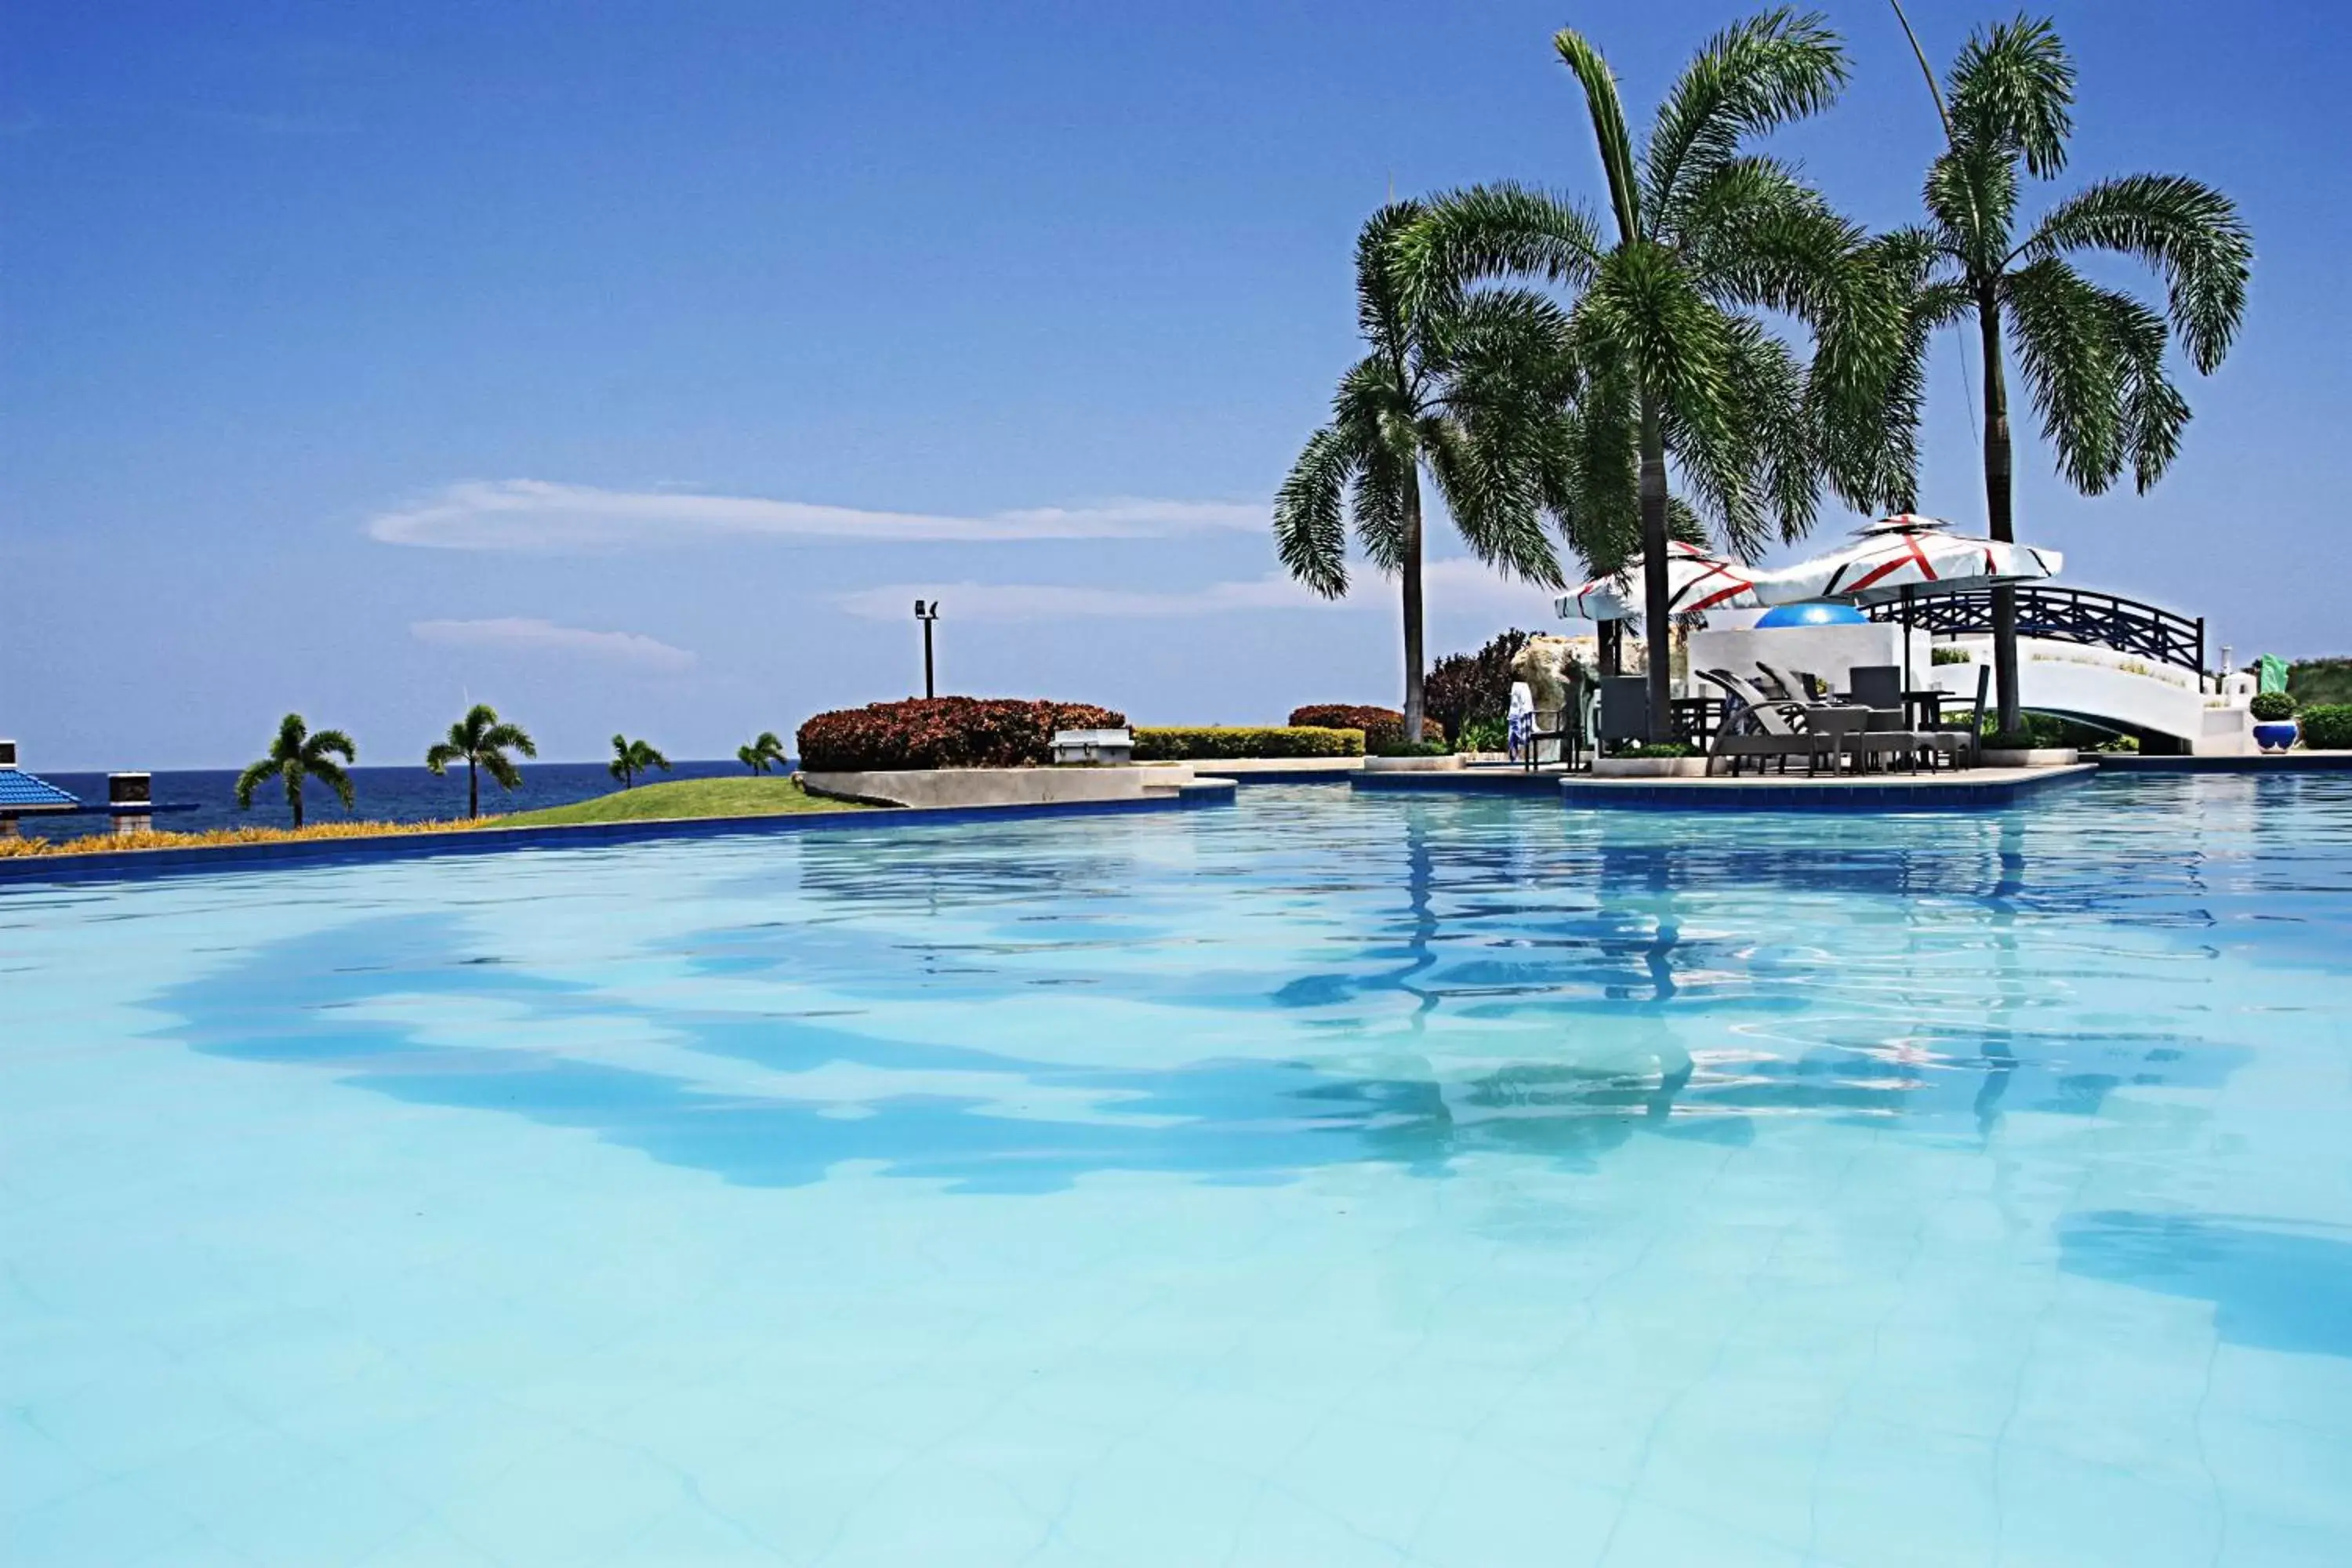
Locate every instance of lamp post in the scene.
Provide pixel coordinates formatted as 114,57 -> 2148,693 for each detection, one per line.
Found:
913,599 -> 940,699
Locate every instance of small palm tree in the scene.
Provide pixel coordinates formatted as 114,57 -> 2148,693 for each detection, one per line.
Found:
425,703 -> 536,818
1274,201 -> 1579,743
737,731 -> 787,774
1400,10 -> 1897,736
234,713 -> 356,829
1864,10 -> 2251,732
609,734 -> 670,789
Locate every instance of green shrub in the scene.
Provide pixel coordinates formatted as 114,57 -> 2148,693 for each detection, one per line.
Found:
2288,659 -> 2352,707
1131,726 -> 1363,760
2092,734 -> 2141,754
797,698 -> 1125,771
1984,729 -> 2040,751
1624,742 -> 1695,759
1929,645 -> 1973,666
2298,704 -> 2352,750
1372,739 -> 1452,758
1289,704 -> 1441,751
1454,716 -> 1508,753
2249,691 -> 2297,721
1425,630 -> 1532,742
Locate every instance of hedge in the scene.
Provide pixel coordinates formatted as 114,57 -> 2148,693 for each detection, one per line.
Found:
1132,726 -> 1363,760
1287,704 -> 1441,752
2299,703 -> 2352,750
797,698 -> 1126,771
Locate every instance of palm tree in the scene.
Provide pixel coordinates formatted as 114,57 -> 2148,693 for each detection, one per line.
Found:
1400,9 -> 1893,735
234,713 -> 356,830
737,731 -> 787,774
425,703 -> 536,818
1273,201 -> 1583,743
609,734 -> 670,789
1863,10 -> 2251,733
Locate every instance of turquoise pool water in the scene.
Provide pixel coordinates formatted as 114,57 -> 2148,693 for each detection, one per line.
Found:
4,777 -> 2350,1566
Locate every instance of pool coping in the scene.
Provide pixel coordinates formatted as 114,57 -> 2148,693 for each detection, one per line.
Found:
1556,763 -> 2098,811
2092,750 -> 2352,773
0,784 -> 1236,891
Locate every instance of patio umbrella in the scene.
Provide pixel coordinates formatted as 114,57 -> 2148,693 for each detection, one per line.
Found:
1555,540 -> 1762,622
1755,514 -> 2062,607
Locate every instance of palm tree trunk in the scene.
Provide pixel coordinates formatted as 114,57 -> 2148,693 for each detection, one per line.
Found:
1639,393 -> 1673,740
1979,288 -> 2023,735
288,771 -> 303,830
1401,470 -> 1427,746
468,759 -> 479,818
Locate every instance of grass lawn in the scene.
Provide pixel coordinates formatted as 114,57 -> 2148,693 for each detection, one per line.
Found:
494,775 -> 877,828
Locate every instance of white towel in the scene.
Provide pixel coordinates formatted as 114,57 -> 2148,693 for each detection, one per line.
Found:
1507,682 -> 1535,761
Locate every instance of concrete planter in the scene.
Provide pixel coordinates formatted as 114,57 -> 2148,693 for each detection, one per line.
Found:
1980,747 -> 2079,768
1361,753 -> 1463,773
1592,757 -> 1709,779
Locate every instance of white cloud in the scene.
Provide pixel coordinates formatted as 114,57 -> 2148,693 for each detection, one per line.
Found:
409,617 -> 696,672
367,479 -> 1265,551
833,560 -> 1563,624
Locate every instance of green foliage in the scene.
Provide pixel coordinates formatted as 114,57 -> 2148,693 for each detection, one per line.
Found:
2288,659 -> 2352,706
1983,729 -> 2042,752
1374,739 -> 1454,758
738,731 -> 789,774
2296,705 -> 2352,751
2092,734 -> 2140,753
2249,691 -> 2297,721
609,733 -> 673,788
1424,629 -> 1534,742
797,699 -> 1127,771
495,777 -> 872,828
1131,727 -> 1363,761
425,703 -> 537,818
1624,742 -> 1696,759
1929,644 -> 1974,665
1454,717 -> 1509,753
234,713 -> 357,830
1289,705 -> 1441,752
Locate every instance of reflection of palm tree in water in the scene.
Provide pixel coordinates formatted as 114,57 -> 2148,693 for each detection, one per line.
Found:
1603,840 -> 1697,1119
1975,818 -> 2025,1139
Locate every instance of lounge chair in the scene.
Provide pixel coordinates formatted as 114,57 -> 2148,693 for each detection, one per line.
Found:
1697,670 -> 1831,775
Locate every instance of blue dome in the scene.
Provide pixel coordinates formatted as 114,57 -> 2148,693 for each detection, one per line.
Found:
1755,601 -> 1866,628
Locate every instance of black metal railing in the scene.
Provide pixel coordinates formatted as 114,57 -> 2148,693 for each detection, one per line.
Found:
1862,586 -> 2204,675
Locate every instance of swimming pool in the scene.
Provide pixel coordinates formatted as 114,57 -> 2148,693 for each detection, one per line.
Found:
5,777 -> 2349,1565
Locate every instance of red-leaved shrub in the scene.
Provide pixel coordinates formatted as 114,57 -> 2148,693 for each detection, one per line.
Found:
797,698 -> 1127,771
1287,704 -> 1440,752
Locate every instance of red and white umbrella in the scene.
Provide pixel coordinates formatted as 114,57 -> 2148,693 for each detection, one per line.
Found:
1555,539 -> 1762,622
1756,514 -> 2062,607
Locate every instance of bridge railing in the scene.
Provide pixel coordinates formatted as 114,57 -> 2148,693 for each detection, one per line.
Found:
1861,587 -> 2205,678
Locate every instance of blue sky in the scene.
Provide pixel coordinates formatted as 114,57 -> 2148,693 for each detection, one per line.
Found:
5,1 -> 2345,768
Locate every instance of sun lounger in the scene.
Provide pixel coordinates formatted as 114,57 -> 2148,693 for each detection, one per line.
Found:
1697,670 -> 1831,775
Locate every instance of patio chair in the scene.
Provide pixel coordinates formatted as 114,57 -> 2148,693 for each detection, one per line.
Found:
1597,675 -> 1652,750
1922,665 -> 1991,770
1697,670 -> 1831,775
1846,665 -> 1903,710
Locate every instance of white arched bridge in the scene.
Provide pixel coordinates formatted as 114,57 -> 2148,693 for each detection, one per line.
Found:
1860,586 -> 2252,754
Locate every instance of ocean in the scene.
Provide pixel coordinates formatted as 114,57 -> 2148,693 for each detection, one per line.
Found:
29,758 -> 779,835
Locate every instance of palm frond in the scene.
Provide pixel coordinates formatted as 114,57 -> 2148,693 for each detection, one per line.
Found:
481,753 -> 525,792
1353,201 -> 1423,366
1643,8 -> 1847,232
2094,285 -> 2191,492
1925,144 -> 2018,274
1397,184 -> 1602,313
1553,27 -> 1644,241
423,742 -> 460,775
484,723 -> 536,757
303,728 -> 356,765
2021,173 -> 2250,373
1273,424 -> 1357,597
1348,434 -> 1416,574
233,760 -> 274,810
1947,15 -> 2074,177
307,757 -> 357,811
2005,256 -> 2125,494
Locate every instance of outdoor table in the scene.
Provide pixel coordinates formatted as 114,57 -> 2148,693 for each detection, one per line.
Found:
1904,690 -> 1946,728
